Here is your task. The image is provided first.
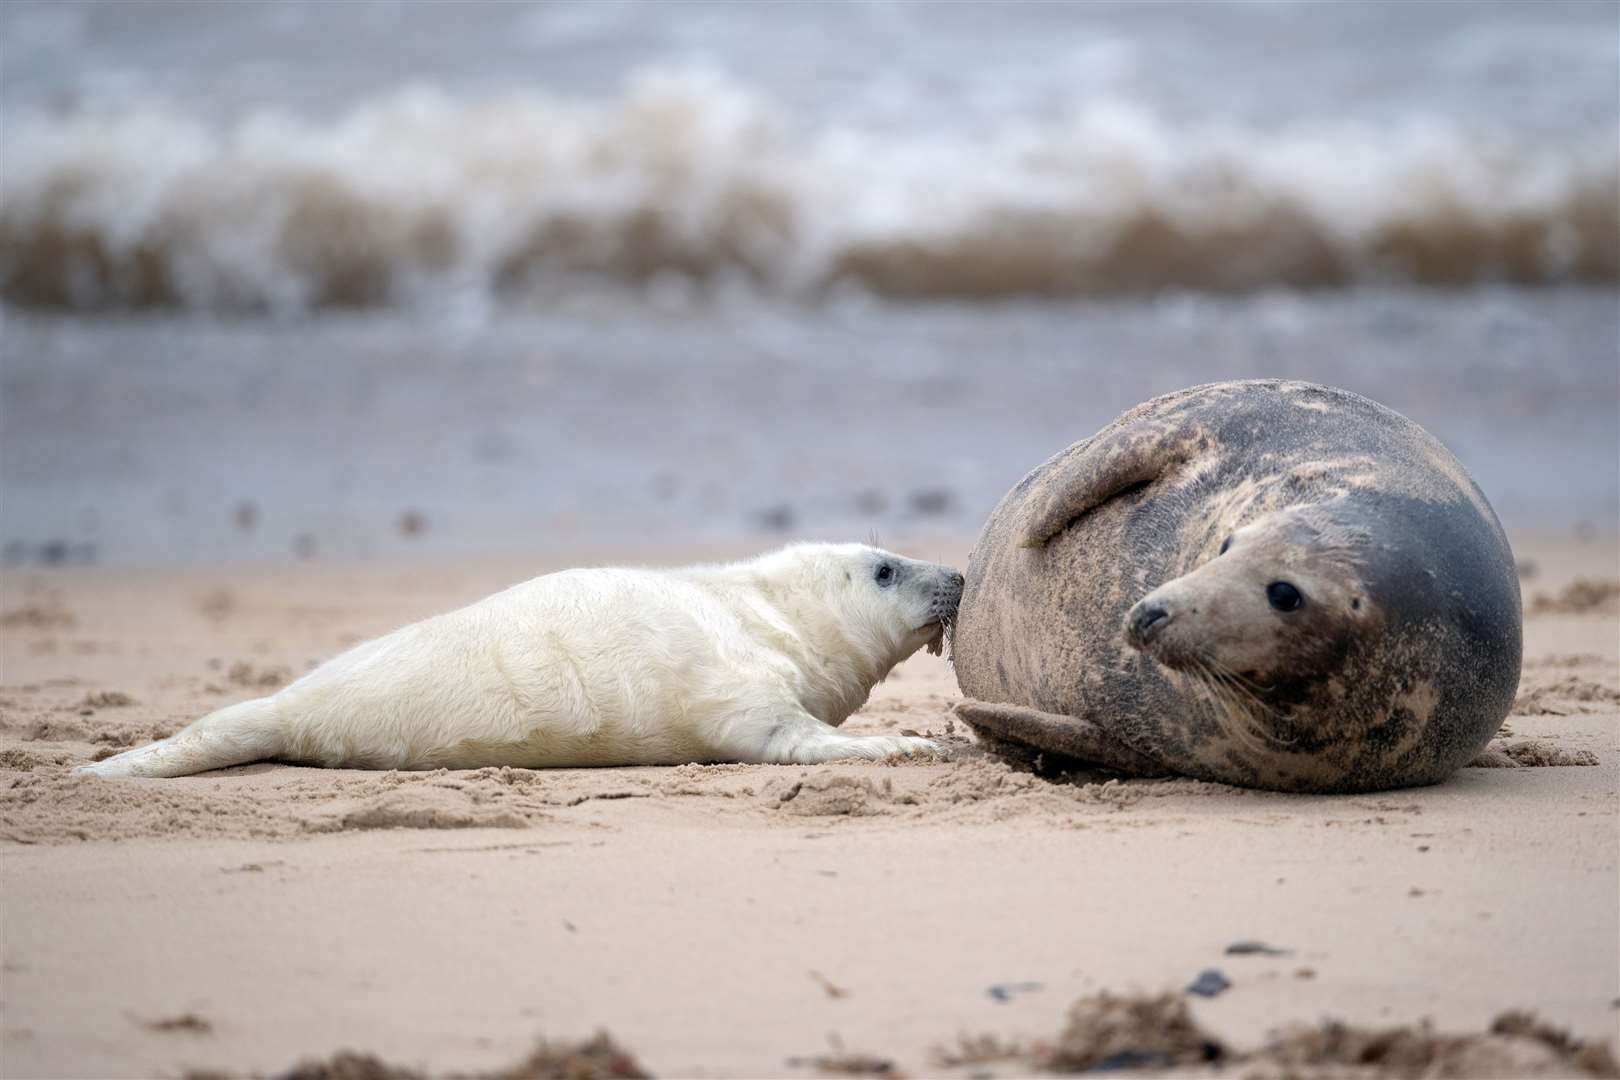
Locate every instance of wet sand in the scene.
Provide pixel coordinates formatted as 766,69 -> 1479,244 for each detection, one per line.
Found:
5,290 -> 1618,569
0,532 -> 1615,1078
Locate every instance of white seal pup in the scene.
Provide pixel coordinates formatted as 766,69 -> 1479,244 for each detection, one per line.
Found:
77,543 -> 964,778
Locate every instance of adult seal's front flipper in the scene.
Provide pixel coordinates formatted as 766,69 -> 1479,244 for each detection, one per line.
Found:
954,700 -> 1162,775
1015,388 -> 1212,548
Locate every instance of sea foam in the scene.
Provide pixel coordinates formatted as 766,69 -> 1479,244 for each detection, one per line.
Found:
3,69 -> 1613,311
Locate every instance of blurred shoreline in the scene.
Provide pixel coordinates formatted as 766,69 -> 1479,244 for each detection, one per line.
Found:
3,285 -> 1617,568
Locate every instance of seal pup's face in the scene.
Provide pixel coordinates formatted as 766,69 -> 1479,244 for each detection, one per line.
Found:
1123,507 -> 1381,701
759,543 -> 964,668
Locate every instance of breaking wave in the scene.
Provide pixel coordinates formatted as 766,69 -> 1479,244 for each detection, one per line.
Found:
3,70 -> 1614,311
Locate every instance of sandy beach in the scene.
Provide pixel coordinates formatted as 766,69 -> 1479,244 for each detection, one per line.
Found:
1,531 -> 1615,1078
3,4 -> 1617,1076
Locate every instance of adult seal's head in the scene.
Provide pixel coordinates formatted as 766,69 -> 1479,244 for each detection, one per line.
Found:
952,380 -> 1522,794
1121,496 -> 1504,772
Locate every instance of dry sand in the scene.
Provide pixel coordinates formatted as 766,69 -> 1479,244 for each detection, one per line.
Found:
1,534 -> 1616,1078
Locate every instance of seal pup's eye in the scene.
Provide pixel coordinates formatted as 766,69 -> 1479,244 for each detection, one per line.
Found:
1218,536 -> 1232,555
1267,581 -> 1304,612
874,563 -> 896,586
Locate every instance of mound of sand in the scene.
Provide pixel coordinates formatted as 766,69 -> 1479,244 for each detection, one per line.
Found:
1036,991 -> 1224,1072
1254,1009 -> 1620,1079
310,787 -> 532,833
1471,740 -> 1600,768
1024,992 -> 1618,1078
0,595 -> 77,630
1514,675 -> 1620,716
1528,579 -> 1620,616
186,1031 -> 649,1080
178,999 -> 1620,1079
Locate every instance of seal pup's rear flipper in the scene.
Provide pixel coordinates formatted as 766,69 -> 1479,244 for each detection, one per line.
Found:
954,700 -> 1160,775
74,697 -> 284,778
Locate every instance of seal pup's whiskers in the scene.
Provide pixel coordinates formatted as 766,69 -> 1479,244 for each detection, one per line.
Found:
937,613 -> 956,664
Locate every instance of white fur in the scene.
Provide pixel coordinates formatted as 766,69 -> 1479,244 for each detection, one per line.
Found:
76,544 -> 961,778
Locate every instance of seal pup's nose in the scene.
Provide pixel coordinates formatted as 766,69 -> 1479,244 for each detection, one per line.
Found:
1127,603 -> 1171,647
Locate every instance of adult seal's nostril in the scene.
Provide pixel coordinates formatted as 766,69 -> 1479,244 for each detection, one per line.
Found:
1128,604 -> 1170,646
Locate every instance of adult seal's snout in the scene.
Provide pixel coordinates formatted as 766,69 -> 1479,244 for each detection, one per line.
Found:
950,380 -> 1522,794
1126,603 -> 1170,647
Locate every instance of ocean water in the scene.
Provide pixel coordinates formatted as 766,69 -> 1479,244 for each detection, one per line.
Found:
1,1 -> 1615,564
3,0 -> 1616,308
3,288 -> 1615,566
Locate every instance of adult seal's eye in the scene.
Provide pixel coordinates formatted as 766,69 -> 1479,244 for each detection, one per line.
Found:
874,563 -> 895,585
1267,581 -> 1304,612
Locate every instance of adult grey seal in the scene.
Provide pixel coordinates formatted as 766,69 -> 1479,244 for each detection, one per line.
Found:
952,380 -> 1521,794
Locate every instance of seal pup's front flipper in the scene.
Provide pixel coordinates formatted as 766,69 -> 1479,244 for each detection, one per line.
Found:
954,700 -> 1161,775
717,707 -> 944,765
1016,412 -> 1205,548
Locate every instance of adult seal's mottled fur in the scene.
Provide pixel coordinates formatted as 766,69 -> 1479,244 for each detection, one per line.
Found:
952,380 -> 1521,794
